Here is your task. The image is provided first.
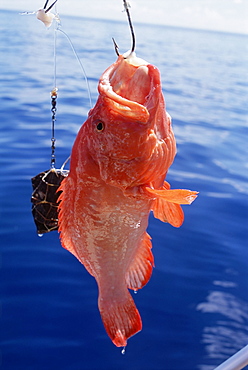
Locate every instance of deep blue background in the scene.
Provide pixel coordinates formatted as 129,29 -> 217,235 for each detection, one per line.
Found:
0,9 -> 248,370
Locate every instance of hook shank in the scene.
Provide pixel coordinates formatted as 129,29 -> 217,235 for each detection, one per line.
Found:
123,0 -> 135,53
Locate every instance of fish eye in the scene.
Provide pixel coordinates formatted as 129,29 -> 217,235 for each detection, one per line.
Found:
96,121 -> 104,132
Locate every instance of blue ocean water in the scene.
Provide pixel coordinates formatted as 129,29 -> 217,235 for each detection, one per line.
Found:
0,9 -> 248,370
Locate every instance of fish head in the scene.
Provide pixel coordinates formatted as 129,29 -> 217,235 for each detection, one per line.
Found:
86,52 -> 175,188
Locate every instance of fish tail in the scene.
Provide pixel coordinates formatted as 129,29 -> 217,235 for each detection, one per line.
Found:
98,289 -> 142,347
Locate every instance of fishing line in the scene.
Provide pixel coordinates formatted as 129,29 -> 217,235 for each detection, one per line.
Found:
31,0 -> 96,235
49,2 -> 93,168
53,9 -> 57,89
56,27 -> 92,108
30,0 -> 93,235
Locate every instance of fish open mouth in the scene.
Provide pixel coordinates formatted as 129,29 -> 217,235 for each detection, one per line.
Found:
110,52 -> 151,106
98,52 -> 151,124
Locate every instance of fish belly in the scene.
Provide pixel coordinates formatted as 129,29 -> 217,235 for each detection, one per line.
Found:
59,176 -> 153,346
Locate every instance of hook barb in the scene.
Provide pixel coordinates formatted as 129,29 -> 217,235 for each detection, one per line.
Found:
112,38 -> 120,56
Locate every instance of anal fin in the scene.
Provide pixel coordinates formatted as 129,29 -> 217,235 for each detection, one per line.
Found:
125,233 -> 154,291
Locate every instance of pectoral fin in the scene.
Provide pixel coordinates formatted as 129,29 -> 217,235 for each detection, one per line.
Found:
145,186 -> 198,205
143,182 -> 198,227
153,197 -> 184,227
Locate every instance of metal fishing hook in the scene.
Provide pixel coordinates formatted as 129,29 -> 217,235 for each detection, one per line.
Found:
123,0 -> 136,54
112,38 -> 120,56
112,1 -> 135,56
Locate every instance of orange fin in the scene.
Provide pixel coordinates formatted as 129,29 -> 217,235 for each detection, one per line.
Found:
98,290 -> 142,347
125,232 -> 154,291
153,197 -> 184,227
145,186 -> 198,205
57,178 -> 95,276
57,179 -> 79,259
143,182 -> 198,227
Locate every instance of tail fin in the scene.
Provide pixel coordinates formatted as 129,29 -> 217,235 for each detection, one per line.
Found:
98,290 -> 142,347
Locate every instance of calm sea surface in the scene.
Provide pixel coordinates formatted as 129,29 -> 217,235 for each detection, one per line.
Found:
0,9 -> 248,370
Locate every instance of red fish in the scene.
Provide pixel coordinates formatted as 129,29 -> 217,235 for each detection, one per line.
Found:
58,52 -> 198,347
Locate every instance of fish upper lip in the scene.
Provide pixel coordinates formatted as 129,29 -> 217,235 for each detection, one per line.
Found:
98,153 -> 138,163
117,157 -> 137,163
110,155 -> 137,161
